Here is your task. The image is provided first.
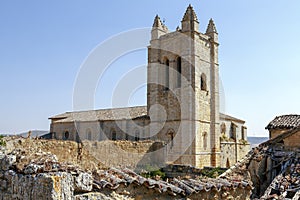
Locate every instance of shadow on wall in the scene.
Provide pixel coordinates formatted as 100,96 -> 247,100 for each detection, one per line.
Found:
135,141 -> 166,172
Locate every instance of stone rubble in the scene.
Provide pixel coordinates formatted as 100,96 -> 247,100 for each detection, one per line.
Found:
0,137 -> 253,200
219,134 -> 300,200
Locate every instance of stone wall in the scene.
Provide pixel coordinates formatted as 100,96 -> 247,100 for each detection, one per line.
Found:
283,130 -> 300,149
220,142 -> 250,168
269,129 -> 288,139
4,137 -> 164,170
82,140 -> 165,169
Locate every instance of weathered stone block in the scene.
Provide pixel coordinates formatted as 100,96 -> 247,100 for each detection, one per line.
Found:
74,172 -> 93,192
0,154 -> 16,171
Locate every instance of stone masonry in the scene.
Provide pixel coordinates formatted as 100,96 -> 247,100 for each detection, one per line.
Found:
49,5 -> 250,169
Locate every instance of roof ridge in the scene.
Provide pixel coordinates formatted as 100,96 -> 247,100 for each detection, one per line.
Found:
266,114 -> 300,130
67,105 -> 147,113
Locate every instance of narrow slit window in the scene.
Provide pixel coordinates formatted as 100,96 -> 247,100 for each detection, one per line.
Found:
201,73 -> 207,91
111,129 -> 116,141
177,57 -> 181,88
165,58 -> 169,90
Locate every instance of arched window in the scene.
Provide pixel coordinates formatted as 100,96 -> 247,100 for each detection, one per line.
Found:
111,129 -> 116,141
221,123 -> 226,134
176,57 -> 181,88
86,129 -> 92,140
165,58 -> 169,90
230,123 -> 237,140
167,129 -> 175,149
134,129 -> 140,141
226,158 -> 230,168
64,131 -> 69,140
203,132 -> 208,150
201,73 -> 207,91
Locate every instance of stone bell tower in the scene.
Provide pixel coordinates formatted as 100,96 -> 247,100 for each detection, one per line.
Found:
147,5 -> 220,168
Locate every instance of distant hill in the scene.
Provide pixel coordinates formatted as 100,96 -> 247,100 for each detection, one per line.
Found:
248,136 -> 269,148
18,130 -> 49,138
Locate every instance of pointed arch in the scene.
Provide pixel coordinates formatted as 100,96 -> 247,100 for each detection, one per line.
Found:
63,131 -> 69,140
176,57 -> 182,88
201,73 -> 207,91
167,129 -> 175,148
226,158 -> 230,168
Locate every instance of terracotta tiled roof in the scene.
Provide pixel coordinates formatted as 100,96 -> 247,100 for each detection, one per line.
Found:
265,114 -> 300,130
49,106 -> 148,123
93,168 -> 252,196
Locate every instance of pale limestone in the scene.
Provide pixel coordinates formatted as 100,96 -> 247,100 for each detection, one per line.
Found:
49,5 -> 249,169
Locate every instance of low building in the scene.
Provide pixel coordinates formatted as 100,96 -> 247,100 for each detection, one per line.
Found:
265,114 -> 300,139
265,126 -> 300,150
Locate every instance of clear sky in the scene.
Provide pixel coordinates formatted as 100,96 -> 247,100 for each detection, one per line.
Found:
0,1 -> 300,136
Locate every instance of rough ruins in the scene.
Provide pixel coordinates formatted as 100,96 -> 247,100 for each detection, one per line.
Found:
0,124 -> 299,199
0,136 -> 252,199
221,126 -> 300,199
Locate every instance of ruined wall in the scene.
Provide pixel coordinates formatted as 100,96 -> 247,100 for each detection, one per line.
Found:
4,137 -> 164,170
247,146 -> 300,199
283,130 -> 300,149
0,137 -> 252,200
220,142 -> 237,168
83,140 -> 165,169
237,143 -> 250,161
220,142 -> 250,168
220,137 -> 300,199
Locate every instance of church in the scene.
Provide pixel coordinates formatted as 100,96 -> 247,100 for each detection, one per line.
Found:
49,5 -> 250,168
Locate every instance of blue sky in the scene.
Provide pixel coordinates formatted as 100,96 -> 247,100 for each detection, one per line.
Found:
0,1 -> 299,136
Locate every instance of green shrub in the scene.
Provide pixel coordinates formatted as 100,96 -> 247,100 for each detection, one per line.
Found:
201,167 -> 226,178
149,169 -> 166,179
0,135 -> 6,146
140,164 -> 166,180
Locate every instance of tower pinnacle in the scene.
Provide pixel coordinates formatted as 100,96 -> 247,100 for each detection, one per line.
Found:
206,18 -> 218,34
152,15 -> 163,28
151,15 -> 168,40
181,4 -> 199,32
182,4 -> 199,22
205,18 -> 218,42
